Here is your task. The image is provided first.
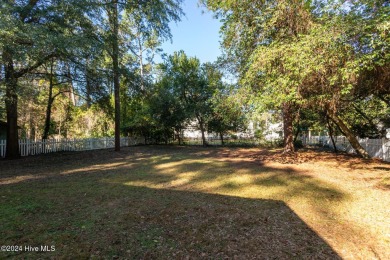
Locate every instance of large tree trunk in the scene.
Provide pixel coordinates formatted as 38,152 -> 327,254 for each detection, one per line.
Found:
4,49 -> 20,159
327,110 -> 370,159
282,102 -> 294,153
110,1 -> 121,151
43,59 -> 55,140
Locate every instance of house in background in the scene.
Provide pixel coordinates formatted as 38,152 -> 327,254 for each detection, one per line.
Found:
263,122 -> 283,141
182,119 -> 283,141
0,121 -> 7,140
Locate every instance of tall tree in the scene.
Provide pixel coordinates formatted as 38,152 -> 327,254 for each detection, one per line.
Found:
158,52 -> 221,146
203,0 -> 314,153
0,0 -> 95,158
97,0 -> 183,151
107,0 -> 121,151
42,58 -> 56,140
204,0 -> 388,158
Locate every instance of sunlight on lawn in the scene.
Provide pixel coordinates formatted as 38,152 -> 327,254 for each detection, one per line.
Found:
118,159 -> 257,191
112,157 -> 350,232
114,158 -> 345,204
101,151 -> 388,259
1,147 -> 389,259
61,162 -> 131,175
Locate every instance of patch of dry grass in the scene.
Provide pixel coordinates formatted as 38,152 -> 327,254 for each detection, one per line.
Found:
0,146 -> 389,259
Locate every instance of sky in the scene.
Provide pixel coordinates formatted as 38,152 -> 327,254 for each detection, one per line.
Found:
158,0 -> 222,64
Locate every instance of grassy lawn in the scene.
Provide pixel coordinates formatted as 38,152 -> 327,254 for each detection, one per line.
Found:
0,146 -> 389,259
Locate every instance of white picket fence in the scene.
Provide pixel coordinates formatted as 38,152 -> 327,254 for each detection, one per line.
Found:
302,136 -> 390,162
0,137 -> 145,158
2,135 -> 389,162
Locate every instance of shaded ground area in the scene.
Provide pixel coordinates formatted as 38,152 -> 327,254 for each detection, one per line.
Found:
0,146 -> 389,259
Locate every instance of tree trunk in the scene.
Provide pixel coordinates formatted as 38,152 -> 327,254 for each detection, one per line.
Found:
42,95 -> 53,140
85,60 -> 92,108
4,48 -> 20,159
43,59 -> 55,140
220,132 -> 224,145
2,43 -> 55,159
66,63 -> 76,106
197,115 -> 207,146
200,128 -> 207,146
326,115 -> 337,153
176,129 -> 182,145
111,1 -> 121,151
327,110 -> 370,159
282,102 -> 294,153
138,37 -> 145,91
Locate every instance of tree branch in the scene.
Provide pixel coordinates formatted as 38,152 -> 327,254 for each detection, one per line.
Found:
52,90 -> 87,101
14,53 -> 57,78
352,104 -> 378,132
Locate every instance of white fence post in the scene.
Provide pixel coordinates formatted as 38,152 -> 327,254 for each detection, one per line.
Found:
383,138 -> 389,162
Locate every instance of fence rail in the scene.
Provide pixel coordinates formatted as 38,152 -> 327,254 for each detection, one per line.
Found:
2,136 -> 389,162
0,137 -> 145,158
302,136 -> 390,162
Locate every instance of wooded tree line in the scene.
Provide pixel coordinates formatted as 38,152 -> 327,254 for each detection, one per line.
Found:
0,0 -> 247,159
1,0 -> 389,159
203,0 -> 390,158
0,0 -> 185,158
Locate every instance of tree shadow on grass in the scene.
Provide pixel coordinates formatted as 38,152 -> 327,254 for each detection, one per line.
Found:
0,145 -> 349,220
1,146 -> 384,258
0,182 -> 341,259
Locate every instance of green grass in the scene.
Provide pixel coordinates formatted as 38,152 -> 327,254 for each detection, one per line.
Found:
0,146 -> 389,259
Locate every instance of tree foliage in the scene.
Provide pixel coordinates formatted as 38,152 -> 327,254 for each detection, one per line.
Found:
1,0 -> 388,160
122,51 -> 247,146
203,0 -> 389,158
0,0 -> 183,158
